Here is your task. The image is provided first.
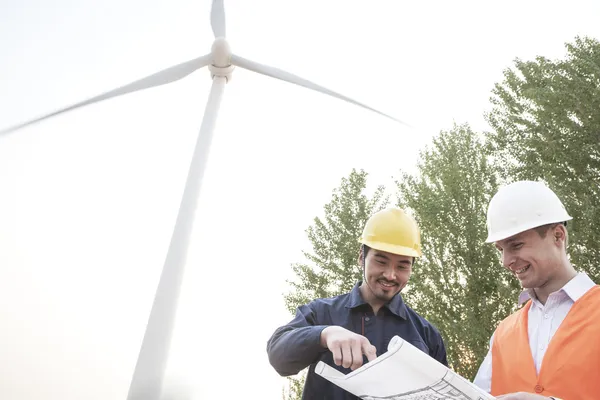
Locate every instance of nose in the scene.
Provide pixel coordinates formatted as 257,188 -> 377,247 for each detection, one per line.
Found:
383,267 -> 397,281
502,251 -> 516,269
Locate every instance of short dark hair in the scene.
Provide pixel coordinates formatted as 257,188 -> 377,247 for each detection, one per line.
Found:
534,222 -> 569,248
360,244 -> 371,265
360,244 -> 415,265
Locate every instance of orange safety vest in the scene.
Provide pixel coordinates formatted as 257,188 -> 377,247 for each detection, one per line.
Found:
490,285 -> 600,399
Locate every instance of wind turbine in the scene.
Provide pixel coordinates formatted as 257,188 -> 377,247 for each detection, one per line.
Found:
0,1 -> 411,399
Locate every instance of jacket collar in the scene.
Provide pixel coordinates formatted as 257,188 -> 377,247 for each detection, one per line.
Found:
518,271 -> 597,305
345,281 -> 408,319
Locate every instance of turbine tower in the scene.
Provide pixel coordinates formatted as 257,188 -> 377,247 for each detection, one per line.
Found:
0,1 -> 411,399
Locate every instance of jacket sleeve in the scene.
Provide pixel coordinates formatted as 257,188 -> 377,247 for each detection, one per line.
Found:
426,327 -> 449,367
431,335 -> 449,367
266,302 -> 330,376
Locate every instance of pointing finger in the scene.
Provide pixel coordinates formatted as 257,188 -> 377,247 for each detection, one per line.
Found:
362,341 -> 377,362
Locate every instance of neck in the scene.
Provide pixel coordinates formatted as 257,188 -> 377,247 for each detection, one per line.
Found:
359,282 -> 385,315
534,260 -> 577,304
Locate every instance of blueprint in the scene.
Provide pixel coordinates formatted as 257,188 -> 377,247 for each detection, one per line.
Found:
315,336 -> 495,400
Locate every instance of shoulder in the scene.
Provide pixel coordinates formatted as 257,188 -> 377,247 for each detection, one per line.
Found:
585,285 -> 600,302
302,291 -> 352,311
404,305 -> 444,341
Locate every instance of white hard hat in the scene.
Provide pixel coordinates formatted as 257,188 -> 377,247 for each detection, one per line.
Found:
485,180 -> 572,243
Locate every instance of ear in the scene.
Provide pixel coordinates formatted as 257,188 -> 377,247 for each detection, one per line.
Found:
357,247 -> 365,266
553,224 -> 566,245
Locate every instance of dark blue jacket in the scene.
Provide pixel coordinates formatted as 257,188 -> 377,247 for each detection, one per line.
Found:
267,282 -> 448,399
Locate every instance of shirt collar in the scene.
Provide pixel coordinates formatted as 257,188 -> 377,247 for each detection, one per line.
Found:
345,281 -> 408,319
518,271 -> 597,305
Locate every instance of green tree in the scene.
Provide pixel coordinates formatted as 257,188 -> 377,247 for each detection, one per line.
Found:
282,168 -> 389,399
281,372 -> 305,400
486,35 -> 600,281
396,123 -> 521,379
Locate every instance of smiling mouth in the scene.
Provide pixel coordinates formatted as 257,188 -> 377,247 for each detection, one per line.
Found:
378,280 -> 397,289
514,265 -> 531,275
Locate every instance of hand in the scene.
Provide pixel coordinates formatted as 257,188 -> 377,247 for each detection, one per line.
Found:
320,326 -> 377,370
497,392 -> 554,400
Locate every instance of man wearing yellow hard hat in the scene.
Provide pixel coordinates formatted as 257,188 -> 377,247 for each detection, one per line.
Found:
473,180 -> 600,400
267,207 -> 448,399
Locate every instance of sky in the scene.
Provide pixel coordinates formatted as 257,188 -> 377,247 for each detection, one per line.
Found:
1,0 -> 599,399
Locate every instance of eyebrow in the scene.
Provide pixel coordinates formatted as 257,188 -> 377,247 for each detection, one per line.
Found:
496,236 -> 524,250
374,253 -> 411,265
505,237 -> 523,245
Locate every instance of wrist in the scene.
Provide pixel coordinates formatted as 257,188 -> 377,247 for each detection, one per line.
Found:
319,326 -> 331,347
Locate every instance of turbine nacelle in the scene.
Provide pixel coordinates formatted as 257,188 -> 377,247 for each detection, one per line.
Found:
0,2 -> 412,399
209,37 -> 234,82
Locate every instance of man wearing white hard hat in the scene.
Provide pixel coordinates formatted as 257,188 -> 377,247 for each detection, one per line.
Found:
473,180 -> 600,400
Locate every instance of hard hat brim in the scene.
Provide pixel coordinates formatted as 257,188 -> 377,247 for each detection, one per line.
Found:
360,240 -> 421,258
485,216 -> 573,243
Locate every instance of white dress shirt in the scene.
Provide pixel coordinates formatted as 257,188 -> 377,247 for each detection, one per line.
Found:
473,272 -> 597,393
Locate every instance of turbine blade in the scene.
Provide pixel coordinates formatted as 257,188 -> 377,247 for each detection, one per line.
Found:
0,54 -> 212,136
210,0 -> 226,38
231,54 -> 411,127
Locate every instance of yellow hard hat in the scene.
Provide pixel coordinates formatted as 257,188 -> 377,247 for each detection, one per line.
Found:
358,207 -> 422,257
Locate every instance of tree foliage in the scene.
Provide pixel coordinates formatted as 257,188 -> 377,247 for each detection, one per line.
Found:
396,123 -> 521,379
280,35 -> 600,397
282,168 -> 388,399
284,169 -> 389,314
486,35 -> 600,281
281,371 -> 305,400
